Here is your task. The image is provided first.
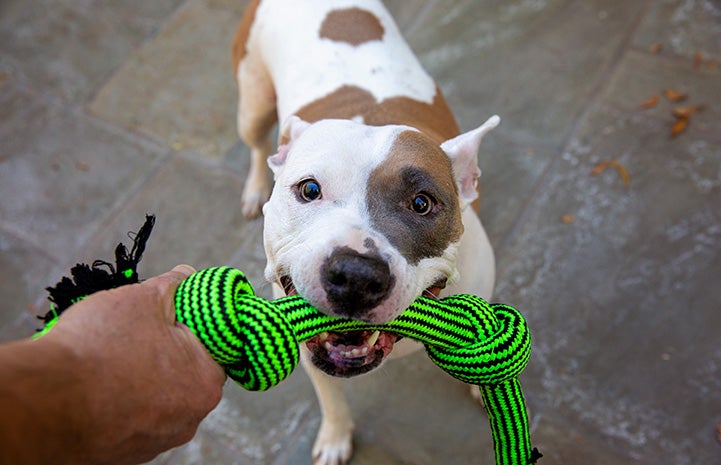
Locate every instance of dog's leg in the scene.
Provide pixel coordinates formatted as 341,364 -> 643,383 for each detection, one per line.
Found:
270,280 -> 354,464
300,349 -> 354,465
236,53 -> 277,219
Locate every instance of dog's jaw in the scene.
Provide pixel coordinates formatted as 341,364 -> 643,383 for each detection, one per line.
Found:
281,274 -> 444,377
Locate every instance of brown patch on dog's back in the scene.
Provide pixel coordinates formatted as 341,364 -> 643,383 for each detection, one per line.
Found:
319,8 -> 385,46
295,85 -> 459,144
366,131 -> 463,264
232,0 -> 262,73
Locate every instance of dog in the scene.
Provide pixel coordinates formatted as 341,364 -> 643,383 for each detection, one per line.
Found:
233,1 -> 498,463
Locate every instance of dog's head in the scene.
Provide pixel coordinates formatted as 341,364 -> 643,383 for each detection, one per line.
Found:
262,116 -> 498,377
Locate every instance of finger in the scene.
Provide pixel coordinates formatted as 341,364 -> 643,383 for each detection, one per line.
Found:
144,265 -> 197,321
159,264 -> 196,285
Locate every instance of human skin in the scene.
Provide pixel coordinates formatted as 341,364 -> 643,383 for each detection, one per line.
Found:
0,265 -> 226,465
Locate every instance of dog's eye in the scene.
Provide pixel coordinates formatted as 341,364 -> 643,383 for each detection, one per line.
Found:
411,193 -> 434,215
298,179 -> 322,202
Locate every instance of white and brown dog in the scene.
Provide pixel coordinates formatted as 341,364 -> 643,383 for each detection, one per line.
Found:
233,1 -> 498,463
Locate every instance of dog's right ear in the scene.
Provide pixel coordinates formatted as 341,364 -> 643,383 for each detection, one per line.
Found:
269,116 -> 311,173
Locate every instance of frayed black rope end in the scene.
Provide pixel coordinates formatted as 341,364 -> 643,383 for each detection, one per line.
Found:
530,447 -> 543,463
115,214 -> 155,283
39,215 -> 156,326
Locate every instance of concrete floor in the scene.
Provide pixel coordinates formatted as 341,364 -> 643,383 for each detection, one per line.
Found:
1,0 -> 720,464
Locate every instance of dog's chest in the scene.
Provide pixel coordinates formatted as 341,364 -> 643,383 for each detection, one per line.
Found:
249,0 -> 437,123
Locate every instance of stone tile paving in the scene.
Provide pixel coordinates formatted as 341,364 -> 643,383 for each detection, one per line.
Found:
0,0 -> 186,103
89,0 -> 242,161
0,0 -> 719,464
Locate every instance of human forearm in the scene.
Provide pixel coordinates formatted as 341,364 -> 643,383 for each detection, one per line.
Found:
0,266 -> 225,465
0,336 -> 90,465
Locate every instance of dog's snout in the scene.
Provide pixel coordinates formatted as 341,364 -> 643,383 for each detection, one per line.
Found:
321,247 -> 394,318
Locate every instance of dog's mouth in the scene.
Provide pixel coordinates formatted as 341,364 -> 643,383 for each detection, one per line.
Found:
305,329 -> 398,377
280,275 -> 446,377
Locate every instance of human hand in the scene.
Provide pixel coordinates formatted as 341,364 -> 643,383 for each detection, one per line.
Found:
40,264 -> 226,465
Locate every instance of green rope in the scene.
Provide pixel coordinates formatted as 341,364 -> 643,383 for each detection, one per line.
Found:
176,266 -> 539,465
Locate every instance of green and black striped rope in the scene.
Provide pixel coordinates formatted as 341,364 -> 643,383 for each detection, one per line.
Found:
176,266 -> 540,465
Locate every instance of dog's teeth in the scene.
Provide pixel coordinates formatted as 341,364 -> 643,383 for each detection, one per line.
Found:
361,346 -> 369,355
324,341 -> 332,351
367,330 -> 380,347
350,348 -> 362,357
319,332 -> 329,342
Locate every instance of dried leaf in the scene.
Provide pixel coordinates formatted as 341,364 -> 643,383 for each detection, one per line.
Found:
649,43 -> 662,54
591,160 -> 630,187
717,424 -> 721,444
75,161 -> 90,171
664,88 -> 688,102
670,117 -> 688,138
640,95 -> 659,109
561,214 -> 575,224
694,51 -> 704,68
694,51 -> 718,68
672,105 -> 704,119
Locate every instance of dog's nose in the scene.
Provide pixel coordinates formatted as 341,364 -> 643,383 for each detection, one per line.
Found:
321,248 -> 394,318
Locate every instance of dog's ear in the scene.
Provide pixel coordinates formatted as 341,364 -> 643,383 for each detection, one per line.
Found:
269,116 -> 312,173
280,115 -> 311,143
440,115 -> 500,207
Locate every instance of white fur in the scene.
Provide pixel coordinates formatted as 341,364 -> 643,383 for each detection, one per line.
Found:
260,118 -> 497,465
443,115 -> 501,208
245,0 -> 437,124
237,2 -> 498,463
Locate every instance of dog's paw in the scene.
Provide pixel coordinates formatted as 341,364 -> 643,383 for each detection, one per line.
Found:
469,384 -> 488,413
241,186 -> 270,219
241,160 -> 272,219
469,383 -> 482,402
312,422 -> 353,465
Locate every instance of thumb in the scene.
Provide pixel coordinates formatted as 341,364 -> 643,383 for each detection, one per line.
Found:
143,264 -> 196,321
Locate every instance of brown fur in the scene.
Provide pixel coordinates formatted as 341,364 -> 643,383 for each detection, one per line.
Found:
232,0 -> 262,73
294,85 -> 460,144
319,8 -> 385,46
366,130 -> 463,264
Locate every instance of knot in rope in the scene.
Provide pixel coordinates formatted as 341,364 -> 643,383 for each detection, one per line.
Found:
175,266 -> 538,465
175,267 -> 530,390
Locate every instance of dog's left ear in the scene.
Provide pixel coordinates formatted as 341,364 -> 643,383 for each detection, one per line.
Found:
440,115 -> 500,207
269,116 -> 312,174
279,115 -> 311,144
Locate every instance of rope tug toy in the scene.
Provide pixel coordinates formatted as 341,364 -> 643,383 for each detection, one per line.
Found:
38,216 -> 541,465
